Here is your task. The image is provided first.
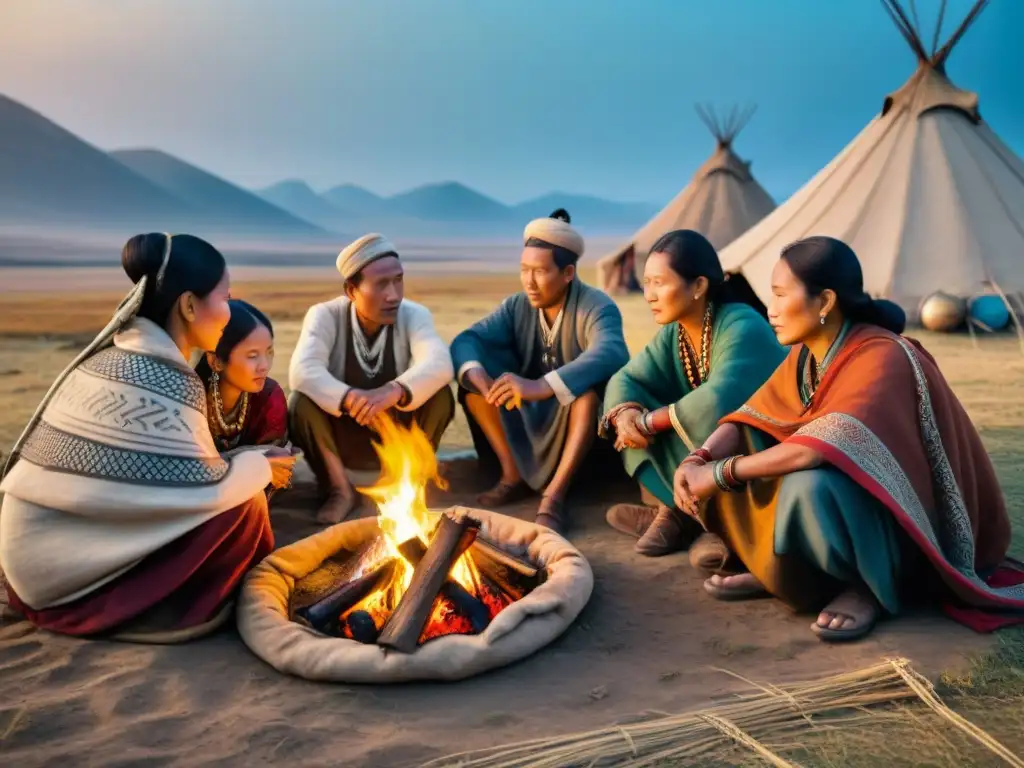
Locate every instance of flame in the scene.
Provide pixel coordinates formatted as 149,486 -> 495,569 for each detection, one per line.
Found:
358,414 -> 478,597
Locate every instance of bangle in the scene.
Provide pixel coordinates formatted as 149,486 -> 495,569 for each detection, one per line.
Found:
712,456 -> 744,492
722,456 -> 740,488
635,410 -> 654,437
600,402 -> 645,438
683,447 -> 713,466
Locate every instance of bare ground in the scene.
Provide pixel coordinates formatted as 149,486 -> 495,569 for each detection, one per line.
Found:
1,275 -> 1023,766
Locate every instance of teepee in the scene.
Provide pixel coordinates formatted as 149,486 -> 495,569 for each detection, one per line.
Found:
719,0 -> 1024,318
597,105 -> 776,294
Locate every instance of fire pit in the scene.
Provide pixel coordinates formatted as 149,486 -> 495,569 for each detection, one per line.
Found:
236,417 -> 593,683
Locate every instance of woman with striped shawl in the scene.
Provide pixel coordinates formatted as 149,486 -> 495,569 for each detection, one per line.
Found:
1,234 -> 295,641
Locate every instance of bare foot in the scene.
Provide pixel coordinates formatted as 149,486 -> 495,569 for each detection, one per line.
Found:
813,587 -> 880,640
707,573 -> 761,591
316,486 -> 357,525
703,572 -> 768,600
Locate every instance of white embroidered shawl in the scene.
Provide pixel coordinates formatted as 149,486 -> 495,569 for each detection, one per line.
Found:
0,318 -> 271,609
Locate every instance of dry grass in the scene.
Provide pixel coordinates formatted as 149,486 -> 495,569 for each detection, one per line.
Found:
1,275 -> 1024,764
425,658 -> 1022,767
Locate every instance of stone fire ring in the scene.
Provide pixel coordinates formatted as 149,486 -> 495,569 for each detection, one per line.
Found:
236,507 -> 594,683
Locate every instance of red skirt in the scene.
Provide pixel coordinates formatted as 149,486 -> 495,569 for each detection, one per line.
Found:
6,493 -> 274,637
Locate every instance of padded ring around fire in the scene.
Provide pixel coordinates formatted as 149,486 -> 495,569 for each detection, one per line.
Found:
236,507 -> 594,683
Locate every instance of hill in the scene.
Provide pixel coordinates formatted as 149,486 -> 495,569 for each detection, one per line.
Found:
111,149 -> 324,237
0,94 -> 194,230
384,181 -> 513,223
322,184 -> 387,215
258,180 -> 347,231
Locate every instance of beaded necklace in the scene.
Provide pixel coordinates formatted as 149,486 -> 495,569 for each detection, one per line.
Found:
208,373 -> 249,439
350,304 -> 389,379
677,303 -> 713,389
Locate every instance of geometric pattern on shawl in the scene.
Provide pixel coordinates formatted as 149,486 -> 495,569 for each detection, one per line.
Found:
20,421 -> 228,486
81,347 -> 207,412
18,345 -> 229,487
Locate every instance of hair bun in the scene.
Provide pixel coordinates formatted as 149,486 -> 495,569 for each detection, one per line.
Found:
549,208 -> 571,223
121,233 -> 170,285
868,298 -> 907,335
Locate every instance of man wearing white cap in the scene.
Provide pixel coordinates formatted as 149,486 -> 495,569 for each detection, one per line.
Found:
451,209 -> 629,535
288,235 -> 455,523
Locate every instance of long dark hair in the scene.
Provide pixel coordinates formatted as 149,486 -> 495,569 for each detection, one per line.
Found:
121,233 -> 226,327
648,229 -> 759,310
195,299 -> 274,384
780,236 -> 906,334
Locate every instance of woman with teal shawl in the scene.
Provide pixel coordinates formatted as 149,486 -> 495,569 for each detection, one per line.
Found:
602,230 -> 785,557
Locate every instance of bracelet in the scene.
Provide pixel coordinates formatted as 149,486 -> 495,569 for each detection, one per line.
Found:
600,402 -> 645,438
635,410 -> 654,437
711,456 -> 744,492
683,447 -> 713,466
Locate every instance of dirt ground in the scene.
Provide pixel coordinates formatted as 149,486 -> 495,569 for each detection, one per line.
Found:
0,457 -> 997,767
1,274 -> 1022,766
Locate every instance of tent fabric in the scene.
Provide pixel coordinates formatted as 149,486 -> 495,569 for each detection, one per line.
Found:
719,58 -> 1024,315
598,139 -> 775,294
236,508 -> 594,683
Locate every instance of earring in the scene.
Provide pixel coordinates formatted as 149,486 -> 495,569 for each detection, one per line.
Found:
819,315 -> 826,325
211,370 -> 220,387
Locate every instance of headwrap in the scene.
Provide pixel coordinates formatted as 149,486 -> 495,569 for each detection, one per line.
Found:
524,211 -> 584,258
336,234 -> 399,280
2,234 -> 174,479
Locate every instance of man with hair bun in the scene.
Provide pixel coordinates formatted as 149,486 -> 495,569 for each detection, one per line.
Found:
451,209 -> 630,535
288,234 -> 455,524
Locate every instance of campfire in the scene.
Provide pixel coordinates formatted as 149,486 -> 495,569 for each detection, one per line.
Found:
293,415 -> 543,653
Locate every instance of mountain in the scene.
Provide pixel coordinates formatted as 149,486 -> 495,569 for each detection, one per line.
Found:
0,93 -> 194,229
257,179 -> 347,230
384,181 -> 513,223
111,149 -> 324,237
322,184 -> 386,215
514,193 -> 658,232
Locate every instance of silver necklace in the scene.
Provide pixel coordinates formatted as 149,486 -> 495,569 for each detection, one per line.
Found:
350,304 -> 389,379
538,307 -> 564,371
538,307 -> 563,347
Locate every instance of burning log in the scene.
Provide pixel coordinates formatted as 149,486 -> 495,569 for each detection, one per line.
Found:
396,525 -> 491,637
378,512 -> 482,653
469,539 -> 545,601
295,559 -> 397,634
338,610 -> 381,644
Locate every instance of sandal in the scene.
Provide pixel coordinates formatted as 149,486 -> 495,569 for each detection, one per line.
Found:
811,588 -> 880,642
702,573 -> 769,601
477,480 -> 530,508
535,496 -> 569,537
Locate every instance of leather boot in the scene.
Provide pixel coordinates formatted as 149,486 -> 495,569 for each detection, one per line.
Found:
634,505 -> 702,557
605,504 -> 658,539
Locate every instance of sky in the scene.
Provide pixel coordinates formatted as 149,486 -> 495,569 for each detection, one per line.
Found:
0,0 -> 1019,205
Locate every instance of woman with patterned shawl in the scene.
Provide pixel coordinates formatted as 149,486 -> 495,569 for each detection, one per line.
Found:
673,236 -> 1023,642
196,299 -> 288,454
602,230 -> 785,558
0,234 -> 296,641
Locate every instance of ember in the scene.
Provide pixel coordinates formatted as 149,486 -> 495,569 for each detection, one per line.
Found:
295,415 -> 541,652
